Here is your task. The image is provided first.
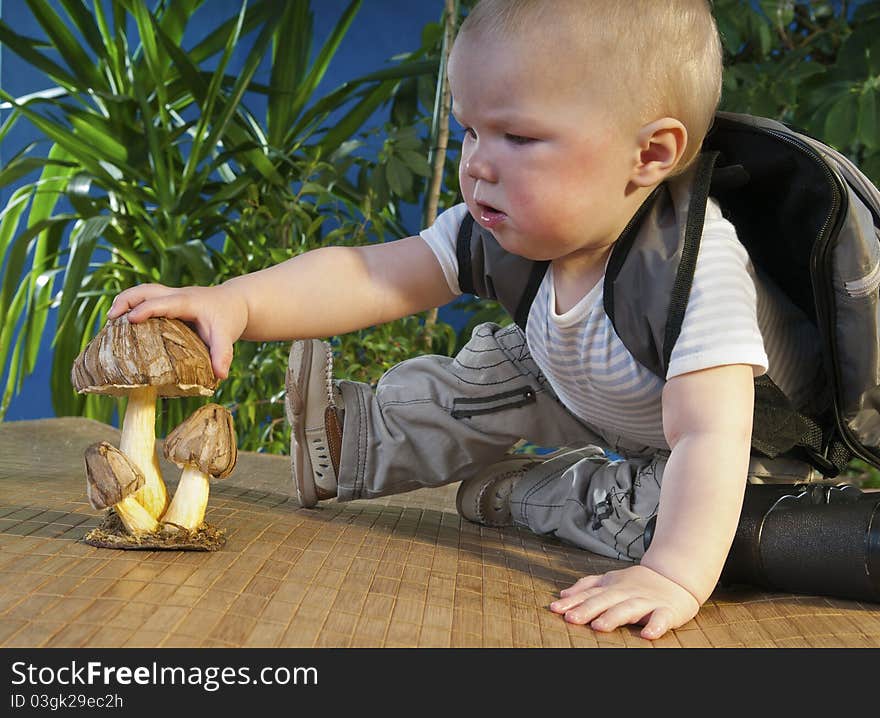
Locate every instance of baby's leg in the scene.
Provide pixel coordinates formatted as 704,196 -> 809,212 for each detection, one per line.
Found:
506,449 -> 820,561
510,449 -> 667,562
335,322 -> 601,501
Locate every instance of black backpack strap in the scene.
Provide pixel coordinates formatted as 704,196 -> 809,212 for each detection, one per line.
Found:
752,374 -> 852,477
456,212 -> 477,296
513,262 -> 549,331
603,152 -> 720,379
661,150 -> 720,370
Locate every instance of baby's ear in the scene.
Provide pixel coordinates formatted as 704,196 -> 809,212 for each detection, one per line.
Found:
630,118 -> 688,187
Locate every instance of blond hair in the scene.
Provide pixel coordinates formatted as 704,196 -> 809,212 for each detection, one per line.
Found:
457,0 -> 723,171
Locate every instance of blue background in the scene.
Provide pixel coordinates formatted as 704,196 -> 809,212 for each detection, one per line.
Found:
1,0 -> 443,421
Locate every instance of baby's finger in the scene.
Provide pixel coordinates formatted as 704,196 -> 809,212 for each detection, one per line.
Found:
107,284 -> 169,319
558,589 -> 622,626
589,597 -> 654,633
558,574 -> 602,597
639,608 -> 674,640
205,331 -> 235,380
549,586 -> 603,614
125,292 -> 198,324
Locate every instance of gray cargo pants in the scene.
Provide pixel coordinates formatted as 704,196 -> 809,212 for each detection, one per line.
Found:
333,322 -> 817,562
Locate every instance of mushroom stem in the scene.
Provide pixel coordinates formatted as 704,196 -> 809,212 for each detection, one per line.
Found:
115,497 -> 160,535
119,385 -> 167,519
161,466 -> 209,533
85,441 -> 159,536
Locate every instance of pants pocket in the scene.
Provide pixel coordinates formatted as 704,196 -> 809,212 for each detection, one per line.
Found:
451,385 -> 537,419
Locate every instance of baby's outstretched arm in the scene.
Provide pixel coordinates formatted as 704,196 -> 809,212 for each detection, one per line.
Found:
550,363 -> 755,639
109,236 -> 456,379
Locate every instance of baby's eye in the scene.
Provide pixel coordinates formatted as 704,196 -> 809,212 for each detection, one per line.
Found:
505,133 -> 536,146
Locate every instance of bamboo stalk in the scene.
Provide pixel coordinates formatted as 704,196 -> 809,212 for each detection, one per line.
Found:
423,0 -> 458,340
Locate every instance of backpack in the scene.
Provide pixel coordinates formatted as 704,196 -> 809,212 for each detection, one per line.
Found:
455,111 -> 880,479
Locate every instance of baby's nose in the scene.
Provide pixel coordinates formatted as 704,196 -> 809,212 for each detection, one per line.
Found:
464,149 -> 497,182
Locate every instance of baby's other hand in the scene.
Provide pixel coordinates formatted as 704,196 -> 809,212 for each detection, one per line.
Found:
549,564 -> 701,640
107,283 -> 248,380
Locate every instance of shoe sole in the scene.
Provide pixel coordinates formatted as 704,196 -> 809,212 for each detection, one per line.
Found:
455,455 -> 539,527
286,339 -> 329,508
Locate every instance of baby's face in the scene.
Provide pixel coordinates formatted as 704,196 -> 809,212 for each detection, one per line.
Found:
448,30 -> 642,263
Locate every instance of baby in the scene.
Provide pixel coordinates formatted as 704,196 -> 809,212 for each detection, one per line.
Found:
110,0 -> 814,639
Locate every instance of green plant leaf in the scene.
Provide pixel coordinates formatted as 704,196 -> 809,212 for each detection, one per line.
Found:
0,20 -> 81,90
55,216 -> 110,335
0,107 -> 22,147
129,71 -> 175,211
0,215 -> 74,318
25,0 -> 106,91
282,0 -> 362,141
859,86 -> 879,150
399,148 -> 431,177
67,112 -> 130,166
129,0 -> 168,105
385,156 -> 411,196
319,80 -> 397,155
0,89 -> 142,183
0,188 -> 33,291
199,14 -> 282,179
0,282 -> 30,418
22,219 -> 68,374
182,0 -> 249,185
187,0 -> 274,64
21,142 -> 79,372
58,0 -> 107,60
92,0 -> 125,93
0,156 -> 75,188
267,0 -> 312,146
153,18 -> 208,103
757,0 -> 795,32
51,290 -> 107,418
286,59 -> 437,146
162,239 -> 216,285
824,90 -> 859,150
156,0 -> 205,49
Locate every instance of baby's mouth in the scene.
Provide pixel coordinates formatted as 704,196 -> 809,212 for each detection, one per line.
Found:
476,202 -> 507,228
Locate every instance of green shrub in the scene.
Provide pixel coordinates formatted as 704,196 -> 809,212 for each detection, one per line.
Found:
0,0 -> 442,451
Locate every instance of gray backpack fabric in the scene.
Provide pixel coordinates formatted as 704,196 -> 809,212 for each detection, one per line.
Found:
456,111 -> 880,477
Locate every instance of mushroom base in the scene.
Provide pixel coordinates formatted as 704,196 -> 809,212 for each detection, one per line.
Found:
82,509 -> 226,551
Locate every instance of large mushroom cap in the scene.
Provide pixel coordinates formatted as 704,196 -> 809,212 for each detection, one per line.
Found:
85,441 -> 145,509
71,315 -> 217,397
163,403 -> 237,479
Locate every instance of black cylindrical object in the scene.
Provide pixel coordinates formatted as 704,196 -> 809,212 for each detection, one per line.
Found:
719,483 -> 880,602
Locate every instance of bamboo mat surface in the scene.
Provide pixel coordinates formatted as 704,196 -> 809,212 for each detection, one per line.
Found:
1,417 -> 879,648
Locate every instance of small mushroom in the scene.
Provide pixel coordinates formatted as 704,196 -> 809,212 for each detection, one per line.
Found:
160,403 -> 237,533
71,315 -> 218,519
85,442 -> 159,535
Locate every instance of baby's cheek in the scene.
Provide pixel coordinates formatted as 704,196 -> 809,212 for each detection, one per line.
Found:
457,170 -> 474,200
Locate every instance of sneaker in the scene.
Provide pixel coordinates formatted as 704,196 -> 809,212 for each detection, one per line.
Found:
455,454 -> 541,527
285,339 -> 343,507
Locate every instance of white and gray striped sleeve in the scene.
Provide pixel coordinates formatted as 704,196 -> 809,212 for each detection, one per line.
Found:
666,199 -> 769,380
418,203 -> 469,297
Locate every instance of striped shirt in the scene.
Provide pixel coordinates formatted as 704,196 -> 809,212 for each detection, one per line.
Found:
421,201 -> 821,450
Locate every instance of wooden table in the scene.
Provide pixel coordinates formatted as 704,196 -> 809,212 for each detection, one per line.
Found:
1,418 -> 878,648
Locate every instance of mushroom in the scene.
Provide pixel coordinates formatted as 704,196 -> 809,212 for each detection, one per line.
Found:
85,441 -> 159,535
71,315 -> 218,519
160,403 -> 237,533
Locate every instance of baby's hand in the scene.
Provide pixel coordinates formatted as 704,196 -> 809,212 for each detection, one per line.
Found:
108,283 -> 248,380
549,564 -> 701,640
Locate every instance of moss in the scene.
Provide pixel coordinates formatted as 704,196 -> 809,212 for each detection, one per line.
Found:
82,509 -> 226,551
